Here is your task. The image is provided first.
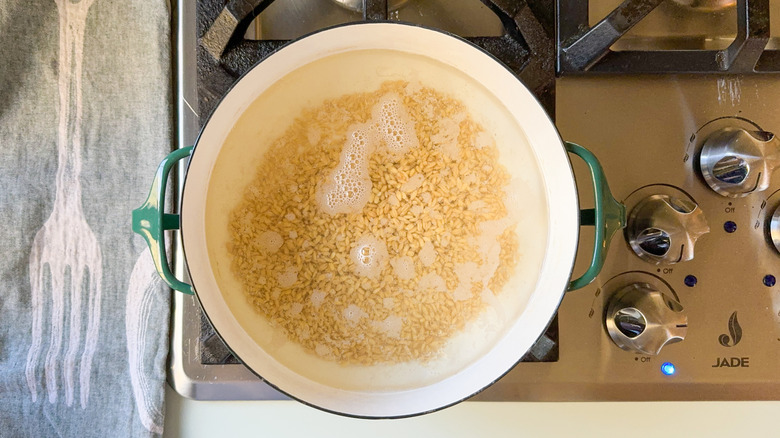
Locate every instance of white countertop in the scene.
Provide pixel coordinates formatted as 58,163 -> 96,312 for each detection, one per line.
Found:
163,385 -> 780,437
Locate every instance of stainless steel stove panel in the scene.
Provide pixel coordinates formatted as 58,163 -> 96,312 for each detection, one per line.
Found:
474,75 -> 780,401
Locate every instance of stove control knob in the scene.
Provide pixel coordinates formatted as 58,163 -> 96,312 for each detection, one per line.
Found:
770,206 -> 780,254
605,283 -> 687,355
626,195 -> 709,264
700,127 -> 780,197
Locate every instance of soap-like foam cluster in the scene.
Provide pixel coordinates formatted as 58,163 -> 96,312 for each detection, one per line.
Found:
373,93 -> 419,159
309,289 -> 327,308
389,256 -> 415,281
343,304 -> 368,324
349,234 -> 388,279
317,93 -> 418,216
371,314 -> 403,339
277,265 -> 298,288
316,126 -> 373,215
418,241 -> 437,267
257,230 -> 283,253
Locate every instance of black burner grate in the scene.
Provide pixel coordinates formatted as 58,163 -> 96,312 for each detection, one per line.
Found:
195,0 -> 556,119
557,0 -> 780,74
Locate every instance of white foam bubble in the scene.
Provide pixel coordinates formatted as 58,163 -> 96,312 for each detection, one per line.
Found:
474,130 -> 494,149
387,194 -> 400,206
474,218 -> 513,297
371,314 -> 403,339
316,124 -> 374,215
401,173 -> 425,193
404,81 -> 423,94
298,325 -> 311,340
310,290 -> 327,308
389,256 -> 415,281
417,272 -> 447,293
288,302 -> 303,316
448,217 -> 516,305
432,113 -> 464,160
452,262 -> 479,301
372,93 -> 419,159
307,126 -> 321,146
463,174 -> 478,185
418,241 -> 437,267
342,304 -> 368,325
314,343 -> 332,358
350,234 -> 389,278
257,230 -> 283,253
315,92 -> 420,216
277,266 -> 298,288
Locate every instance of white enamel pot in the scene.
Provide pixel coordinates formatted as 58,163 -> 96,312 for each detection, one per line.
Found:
133,22 -> 625,418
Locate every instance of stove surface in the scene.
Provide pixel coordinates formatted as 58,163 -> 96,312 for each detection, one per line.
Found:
477,74 -> 780,400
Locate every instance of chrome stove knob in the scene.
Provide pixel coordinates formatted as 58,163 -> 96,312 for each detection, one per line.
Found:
770,206 -> 780,254
700,127 -> 780,197
605,283 -> 687,356
626,195 -> 709,264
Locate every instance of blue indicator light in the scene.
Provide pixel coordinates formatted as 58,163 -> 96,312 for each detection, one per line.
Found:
723,221 -> 737,233
763,275 -> 776,287
684,275 -> 697,287
661,362 -> 676,376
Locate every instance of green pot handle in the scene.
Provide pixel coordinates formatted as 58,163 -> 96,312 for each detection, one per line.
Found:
132,147 -> 195,295
565,142 -> 626,291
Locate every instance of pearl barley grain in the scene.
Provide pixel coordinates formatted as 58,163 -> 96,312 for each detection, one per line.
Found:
228,80 -> 519,366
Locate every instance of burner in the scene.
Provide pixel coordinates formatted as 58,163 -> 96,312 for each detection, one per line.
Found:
196,0 -> 556,118
330,0 -> 409,13
557,0 -> 780,73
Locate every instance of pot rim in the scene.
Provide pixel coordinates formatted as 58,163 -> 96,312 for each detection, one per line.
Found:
180,21 -> 579,418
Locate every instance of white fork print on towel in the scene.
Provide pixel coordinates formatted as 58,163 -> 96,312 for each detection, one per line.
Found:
125,249 -> 164,433
26,0 -> 102,409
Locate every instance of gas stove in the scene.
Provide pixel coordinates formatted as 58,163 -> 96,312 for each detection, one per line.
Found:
171,0 -> 780,401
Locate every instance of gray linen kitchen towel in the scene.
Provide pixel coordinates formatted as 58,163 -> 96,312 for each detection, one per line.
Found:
0,0 -> 172,436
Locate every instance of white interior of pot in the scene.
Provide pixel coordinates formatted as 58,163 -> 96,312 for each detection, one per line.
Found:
181,23 -> 578,417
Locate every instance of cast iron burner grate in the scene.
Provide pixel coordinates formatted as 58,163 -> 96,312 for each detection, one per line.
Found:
196,0 -> 556,118
557,0 -> 780,74
192,0 -> 559,366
